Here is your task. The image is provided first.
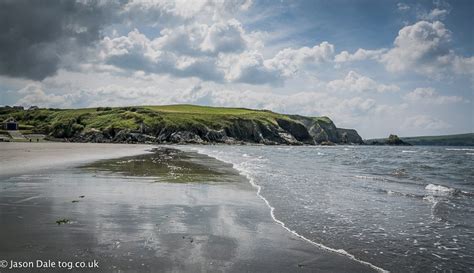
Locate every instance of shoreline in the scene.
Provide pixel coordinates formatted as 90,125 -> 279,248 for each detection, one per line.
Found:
186,145 -> 388,273
0,143 -> 377,272
0,142 -> 155,178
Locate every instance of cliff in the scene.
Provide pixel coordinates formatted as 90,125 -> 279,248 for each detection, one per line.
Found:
0,105 -> 364,145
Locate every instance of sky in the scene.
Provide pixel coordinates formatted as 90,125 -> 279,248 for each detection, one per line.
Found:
0,0 -> 472,138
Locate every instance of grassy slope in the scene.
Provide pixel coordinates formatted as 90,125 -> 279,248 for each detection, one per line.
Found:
400,133 -> 474,146
0,104 -> 324,138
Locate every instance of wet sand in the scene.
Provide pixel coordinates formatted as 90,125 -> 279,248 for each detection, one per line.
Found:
0,143 -> 376,272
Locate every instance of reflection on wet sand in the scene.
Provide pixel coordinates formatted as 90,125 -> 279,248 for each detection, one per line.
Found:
0,145 -> 375,272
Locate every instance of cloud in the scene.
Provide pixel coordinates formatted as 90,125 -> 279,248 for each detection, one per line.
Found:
99,29 -> 225,81
335,21 -> 473,78
403,115 -> 450,130
397,3 -> 410,11
98,27 -> 336,85
404,87 -> 467,104
16,84 -> 75,108
452,56 -> 474,76
265,42 -> 335,77
418,8 -> 450,21
0,0 -> 121,80
218,51 -> 282,85
327,71 -> 400,93
200,19 -> 248,53
334,48 -> 386,63
153,19 -> 254,57
0,0 -> 255,81
122,0 -> 253,26
381,20 -> 452,76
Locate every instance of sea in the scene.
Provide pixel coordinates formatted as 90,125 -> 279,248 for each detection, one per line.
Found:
185,145 -> 474,272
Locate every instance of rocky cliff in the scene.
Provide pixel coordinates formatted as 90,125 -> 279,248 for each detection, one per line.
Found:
0,105 -> 364,145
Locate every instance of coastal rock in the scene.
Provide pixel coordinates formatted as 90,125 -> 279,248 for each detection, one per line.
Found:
386,134 -> 411,146
337,128 -> 364,144
365,134 -> 412,146
113,130 -> 157,143
74,129 -> 108,143
169,131 -> 204,144
276,118 -> 313,143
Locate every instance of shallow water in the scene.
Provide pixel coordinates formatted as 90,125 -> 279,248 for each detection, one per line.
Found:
0,145 -> 375,273
188,145 -> 474,272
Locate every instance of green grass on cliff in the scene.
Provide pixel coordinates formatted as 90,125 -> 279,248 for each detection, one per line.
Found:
0,104 -> 305,137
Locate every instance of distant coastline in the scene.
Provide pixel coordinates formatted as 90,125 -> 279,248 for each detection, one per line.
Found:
365,133 -> 474,146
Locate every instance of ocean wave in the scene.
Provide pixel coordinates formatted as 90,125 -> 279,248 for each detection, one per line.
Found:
190,147 -> 388,273
390,168 -> 408,177
445,148 -> 474,151
354,175 -> 387,181
425,184 -> 457,195
382,189 -> 424,199
402,150 -> 417,153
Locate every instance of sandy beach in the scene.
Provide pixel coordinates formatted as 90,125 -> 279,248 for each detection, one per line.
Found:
0,143 -> 376,272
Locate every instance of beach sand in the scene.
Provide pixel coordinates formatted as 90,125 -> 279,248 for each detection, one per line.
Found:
0,143 -> 376,272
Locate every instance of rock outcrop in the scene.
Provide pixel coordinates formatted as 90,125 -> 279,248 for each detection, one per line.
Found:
366,134 -> 412,146
71,116 -> 364,145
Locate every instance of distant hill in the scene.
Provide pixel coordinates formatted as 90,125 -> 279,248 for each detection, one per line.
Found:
0,104 -> 363,145
366,133 -> 474,146
401,133 -> 474,146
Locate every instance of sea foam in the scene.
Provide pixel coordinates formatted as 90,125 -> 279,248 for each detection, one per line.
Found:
189,146 -> 389,273
425,184 -> 456,194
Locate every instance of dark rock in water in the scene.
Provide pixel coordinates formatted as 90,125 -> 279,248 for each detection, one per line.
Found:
320,141 -> 335,146
386,134 -> 411,146
55,218 -> 70,225
367,134 -> 412,146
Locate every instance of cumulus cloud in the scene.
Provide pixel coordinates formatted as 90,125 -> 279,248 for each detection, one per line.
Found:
381,20 -> 452,76
265,42 -> 335,77
16,84 -> 76,108
98,29 -> 225,81
334,48 -> 386,63
0,0 -> 121,80
404,87 -> 467,104
452,56 -> 474,76
0,0 -> 256,81
335,21 -> 473,78
327,71 -> 400,93
97,26 -> 336,85
200,19 -> 249,53
403,115 -> 450,130
218,51 -> 282,85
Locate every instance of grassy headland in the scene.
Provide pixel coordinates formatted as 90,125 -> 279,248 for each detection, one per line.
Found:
0,104 -> 362,145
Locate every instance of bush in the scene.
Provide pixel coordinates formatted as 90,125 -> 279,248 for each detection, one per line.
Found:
51,118 -> 84,138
